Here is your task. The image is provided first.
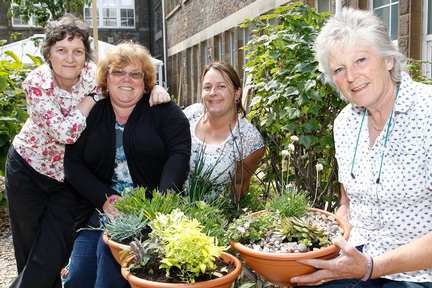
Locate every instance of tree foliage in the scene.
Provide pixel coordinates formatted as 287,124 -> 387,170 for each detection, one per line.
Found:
243,2 -> 347,210
0,50 -> 42,207
4,0 -> 92,27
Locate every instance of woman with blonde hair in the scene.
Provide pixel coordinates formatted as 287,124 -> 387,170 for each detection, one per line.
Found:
63,42 -> 191,288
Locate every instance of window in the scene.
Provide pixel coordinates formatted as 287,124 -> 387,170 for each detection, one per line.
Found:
11,1 -> 38,27
84,0 -> 135,28
316,0 -> 331,13
428,0 -> 432,35
214,35 -> 222,61
165,0 -> 181,15
224,30 -> 235,66
373,0 -> 398,40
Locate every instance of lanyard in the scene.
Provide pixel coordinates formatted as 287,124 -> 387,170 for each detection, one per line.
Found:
350,85 -> 400,184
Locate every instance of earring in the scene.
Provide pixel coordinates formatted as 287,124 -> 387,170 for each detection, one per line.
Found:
235,99 -> 240,104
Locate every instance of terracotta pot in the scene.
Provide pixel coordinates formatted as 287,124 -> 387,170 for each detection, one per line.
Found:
102,232 -> 129,265
121,252 -> 242,288
230,208 -> 350,287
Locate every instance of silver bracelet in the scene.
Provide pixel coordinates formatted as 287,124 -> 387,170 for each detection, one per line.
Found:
361,254 -> 374,281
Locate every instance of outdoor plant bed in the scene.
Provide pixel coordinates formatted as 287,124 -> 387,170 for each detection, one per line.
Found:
229,208 -> 350,286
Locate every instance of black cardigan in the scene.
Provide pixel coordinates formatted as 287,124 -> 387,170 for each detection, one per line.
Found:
64,94 -> 191,210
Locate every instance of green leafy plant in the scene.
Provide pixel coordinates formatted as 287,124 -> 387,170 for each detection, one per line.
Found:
182,199 -> 230,246
183,144 -> 230,203
242,2 -> 345,210
4,0 -> 92,27
265,188 -> 310,218
124,209 -> 229,284
0,50 -> 40,207
112,187 -> 182,221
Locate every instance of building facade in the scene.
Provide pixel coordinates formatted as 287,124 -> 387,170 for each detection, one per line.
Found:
0,1 -> 159,64
1,0 -> 431,106
162,0 -> 431,108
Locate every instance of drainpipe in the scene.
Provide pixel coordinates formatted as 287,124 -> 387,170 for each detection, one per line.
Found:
92,0 -> 98,62
335,0 -> 342,13
161,0 -> 168,87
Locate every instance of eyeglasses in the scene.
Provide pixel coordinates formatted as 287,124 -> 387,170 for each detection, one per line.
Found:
110,68 -> 145,79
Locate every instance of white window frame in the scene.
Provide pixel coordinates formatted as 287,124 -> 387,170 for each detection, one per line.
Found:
84,0 -> 135,29
11,1 -> 39,27
423,0 -> 432,79
370,0 -> 399,40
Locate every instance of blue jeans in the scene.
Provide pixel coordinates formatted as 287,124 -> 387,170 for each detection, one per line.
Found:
95,233 -> 130,288
64,230 -> 130,288
64,230 -> 99,288
298,278 -> 432,288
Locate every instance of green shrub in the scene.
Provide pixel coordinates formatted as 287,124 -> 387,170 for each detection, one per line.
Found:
242,2 -> 346,210
0,49 -> 41,207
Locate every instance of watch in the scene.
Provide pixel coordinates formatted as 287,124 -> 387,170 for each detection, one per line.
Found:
88,93 -> 100,102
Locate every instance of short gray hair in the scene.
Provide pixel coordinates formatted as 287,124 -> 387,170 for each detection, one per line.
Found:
314,8 -> 406,88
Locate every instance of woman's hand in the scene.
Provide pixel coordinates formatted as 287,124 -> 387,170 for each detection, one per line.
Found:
290,236 -> 369,286
102,195 -> 123,221
149,84 -> 171,106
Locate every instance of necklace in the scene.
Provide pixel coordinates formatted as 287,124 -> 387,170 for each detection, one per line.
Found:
369,117 -> 383,131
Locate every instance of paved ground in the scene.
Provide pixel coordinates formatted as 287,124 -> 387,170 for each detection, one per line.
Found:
0,207 -> 17,288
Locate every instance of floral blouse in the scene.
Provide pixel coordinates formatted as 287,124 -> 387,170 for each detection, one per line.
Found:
12,62 -> 101,182
183,103 -> 264,193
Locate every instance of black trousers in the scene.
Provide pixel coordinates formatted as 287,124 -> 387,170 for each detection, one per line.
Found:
5,146 -> 85,288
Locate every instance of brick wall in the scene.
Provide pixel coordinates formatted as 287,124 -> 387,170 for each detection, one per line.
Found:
165,0 -> 255,48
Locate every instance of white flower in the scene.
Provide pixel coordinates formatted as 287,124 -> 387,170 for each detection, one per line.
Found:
316,163 -> 323,172
290,135 -> 299,142
282,150 -> 289,156
288,143 -> 295,152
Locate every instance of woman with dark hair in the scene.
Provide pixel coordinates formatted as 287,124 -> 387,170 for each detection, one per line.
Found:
183,61 -> 265,199
5,14 -> 169,288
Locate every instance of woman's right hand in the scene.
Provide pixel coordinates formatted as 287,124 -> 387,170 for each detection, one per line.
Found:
102,195 -> 122,219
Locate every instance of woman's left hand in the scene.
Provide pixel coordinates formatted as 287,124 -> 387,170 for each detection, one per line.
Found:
290,236 -> 369,286
149,84 -> 171,106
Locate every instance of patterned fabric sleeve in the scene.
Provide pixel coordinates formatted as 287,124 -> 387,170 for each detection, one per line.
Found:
238,117 -> 265,160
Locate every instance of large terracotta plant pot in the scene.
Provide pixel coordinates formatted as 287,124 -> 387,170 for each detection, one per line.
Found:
102,232 -> 129,265
121,252 -> 242,288
231,208 -> 350,287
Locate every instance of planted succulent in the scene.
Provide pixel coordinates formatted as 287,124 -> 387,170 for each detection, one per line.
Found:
226,188 -> 344,253
276,212 -> 332,248
101,211 -> 149,243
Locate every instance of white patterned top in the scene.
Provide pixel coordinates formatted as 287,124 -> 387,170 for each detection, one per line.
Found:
183,103 -> 264,188
334,72 -> 432,282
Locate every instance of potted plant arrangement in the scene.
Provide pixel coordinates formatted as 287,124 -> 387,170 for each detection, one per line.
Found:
102,188 -> 181,264
226,189 -> 350,287
121,209 -> 242,288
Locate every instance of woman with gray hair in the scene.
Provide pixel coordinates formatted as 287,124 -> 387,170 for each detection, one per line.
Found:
291,8 -> 432,288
